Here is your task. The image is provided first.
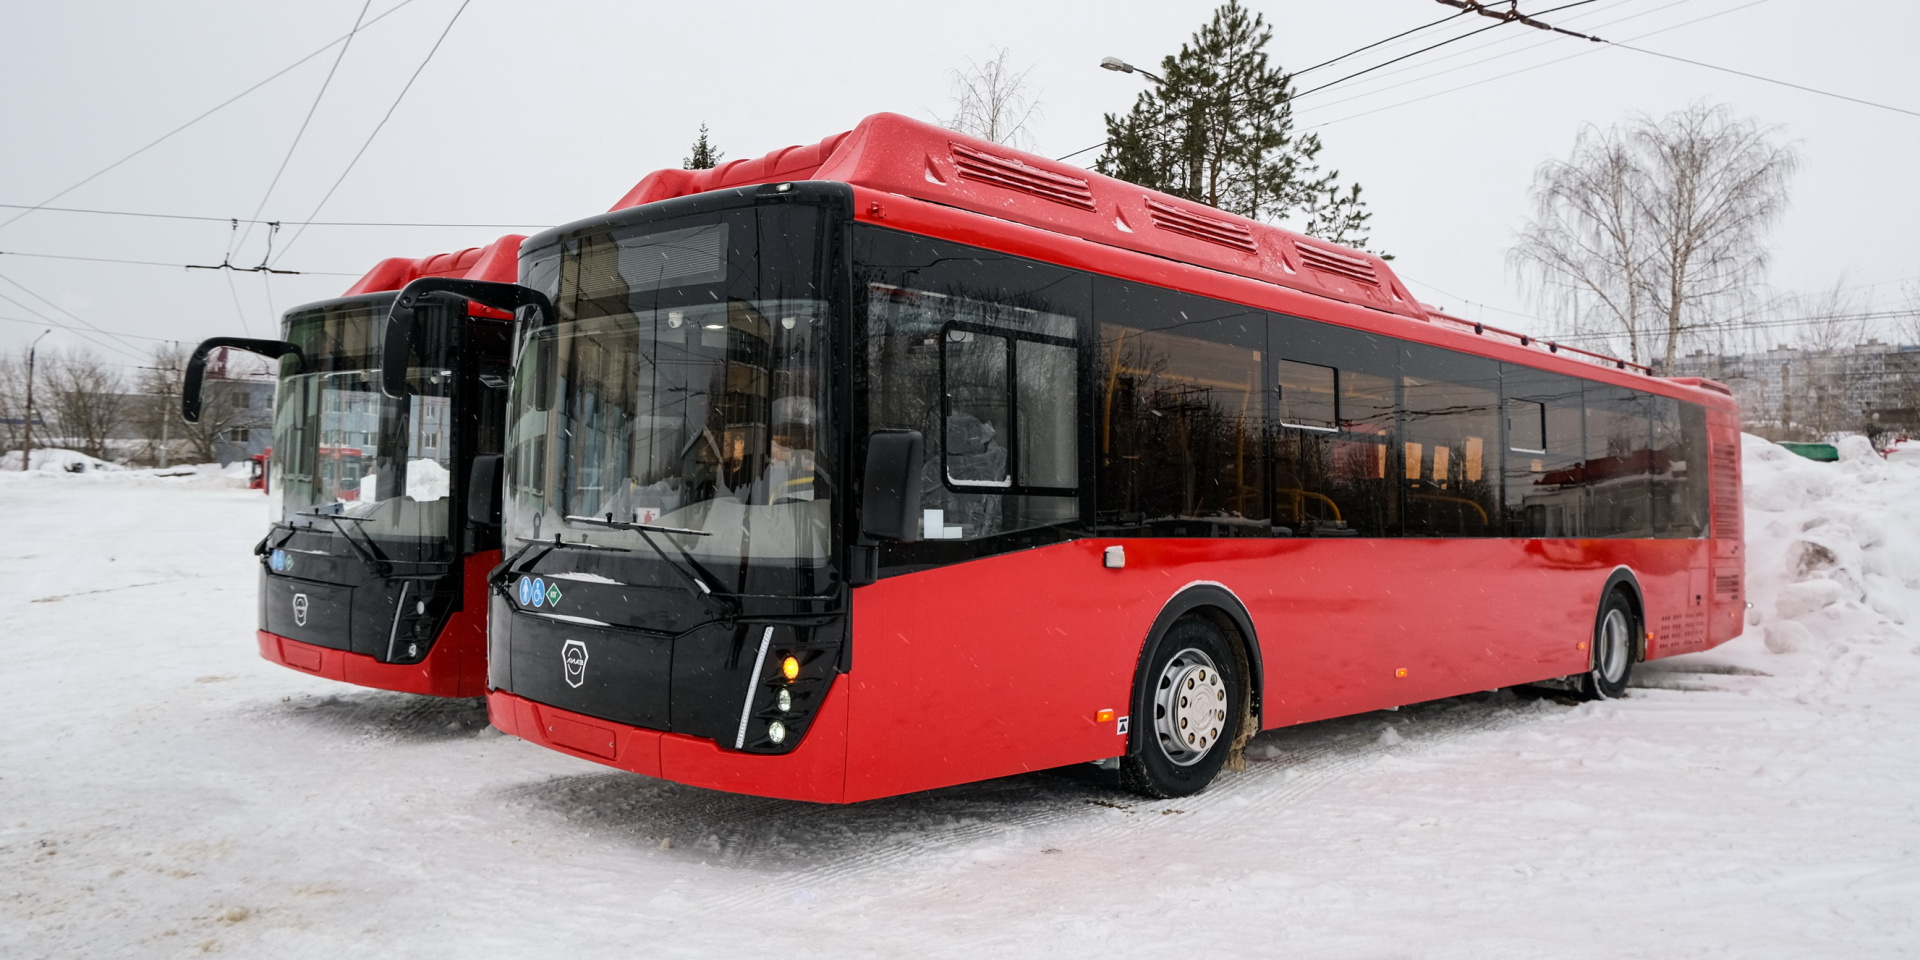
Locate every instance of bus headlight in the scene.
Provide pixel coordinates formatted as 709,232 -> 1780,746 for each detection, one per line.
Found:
776,688 -> 791,713
767,720 -> 787,745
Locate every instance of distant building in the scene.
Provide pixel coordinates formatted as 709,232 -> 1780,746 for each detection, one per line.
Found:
1656,340 -> 1920,441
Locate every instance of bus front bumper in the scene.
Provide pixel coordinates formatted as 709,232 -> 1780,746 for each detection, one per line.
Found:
257,628 -> 486,698
485,678 -> 851,804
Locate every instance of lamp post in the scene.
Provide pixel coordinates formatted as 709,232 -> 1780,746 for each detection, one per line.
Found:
1099,57 -> 1165,84
21,329 -> 50,471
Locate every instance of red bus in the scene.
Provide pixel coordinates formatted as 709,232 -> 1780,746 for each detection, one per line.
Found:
184,235 -> 523,697
421,113 -> 1742,801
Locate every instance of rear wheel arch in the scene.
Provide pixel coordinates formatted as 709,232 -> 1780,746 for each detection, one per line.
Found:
1601,567 -> 1646,662
1135,582 -> 1263,734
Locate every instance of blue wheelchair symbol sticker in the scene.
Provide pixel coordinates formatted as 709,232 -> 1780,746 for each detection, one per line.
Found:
531,577 -> 547,607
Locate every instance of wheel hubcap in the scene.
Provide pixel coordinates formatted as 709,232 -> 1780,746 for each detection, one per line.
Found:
1153,647 -> 1228,767
1598,608 -> 1630,684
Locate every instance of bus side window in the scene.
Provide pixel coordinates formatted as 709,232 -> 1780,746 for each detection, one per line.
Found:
1585,385 -> 1654,538
1095,279 -> 1268,537
1401,344 -> 1500,538
855,225 -> 1087,548
1503,365 -> 1587,537
941,328 -> 1012,488
1269,314 -> 1399,537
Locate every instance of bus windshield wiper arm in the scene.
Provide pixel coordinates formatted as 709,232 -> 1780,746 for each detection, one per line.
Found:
297,510 -> 390,575
564,514 -> 738,614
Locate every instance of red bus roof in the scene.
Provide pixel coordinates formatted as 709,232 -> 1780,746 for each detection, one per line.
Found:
341,232 -> 524,296
607,112 -> 1723,395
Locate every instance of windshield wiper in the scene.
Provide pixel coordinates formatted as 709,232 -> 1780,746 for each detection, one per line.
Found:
564,514 -> 738,615
296,509 -> 391,577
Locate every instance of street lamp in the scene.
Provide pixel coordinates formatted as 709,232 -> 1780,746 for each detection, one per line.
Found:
21,328 -> 50,471
1100,57 -> 1165,84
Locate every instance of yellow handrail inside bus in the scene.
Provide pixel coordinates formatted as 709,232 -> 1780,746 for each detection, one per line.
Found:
1276,488 -> 1342,523
1408,492 -> 1490,526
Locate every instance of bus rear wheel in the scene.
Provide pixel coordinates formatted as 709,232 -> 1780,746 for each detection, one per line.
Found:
1120,615 -> 1243,799
1576,589 -> 1638,700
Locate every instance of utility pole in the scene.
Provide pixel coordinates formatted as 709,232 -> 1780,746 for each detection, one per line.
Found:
21,329 -> 50,471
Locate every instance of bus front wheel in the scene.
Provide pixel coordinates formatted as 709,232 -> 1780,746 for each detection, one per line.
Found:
1576,589 -> 1638,700
1120,615 -> 1243,799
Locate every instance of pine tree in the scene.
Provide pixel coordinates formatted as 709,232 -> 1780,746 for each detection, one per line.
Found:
683,124 -> 723,170
1096,1 -> 1381,253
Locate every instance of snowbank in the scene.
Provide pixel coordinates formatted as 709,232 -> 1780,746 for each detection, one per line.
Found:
1740,431 -> 1920,654
0,451 -> 253,489
0,447 -> 124,473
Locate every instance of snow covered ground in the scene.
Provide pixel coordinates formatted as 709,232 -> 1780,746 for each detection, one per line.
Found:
4,438 -> 1919,959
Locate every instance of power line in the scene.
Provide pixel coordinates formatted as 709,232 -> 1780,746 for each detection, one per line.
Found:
0,202 -> 549,229
1291,0 -> 1601,100
1056,0 -> 1608,163
0,249 -> 358,276
0,275 -> 150,361
1290,0 -> 1708,117
1291,8 -> 1474,77
1300,0 -> 1774,131
1609,42 -> 1920,120
274,0 -> 475,266
233,0 -> 376,261
0,0 -> 422,236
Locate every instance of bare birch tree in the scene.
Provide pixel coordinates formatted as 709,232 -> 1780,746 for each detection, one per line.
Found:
942,47 -> 1042,151
45,349 -> 125,460
1513,103 -> 1799,368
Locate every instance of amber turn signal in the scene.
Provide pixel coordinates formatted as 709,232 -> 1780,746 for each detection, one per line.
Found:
1096,709 -> 1115,723
781,655 -> 801,681
1394,668 -> 1408,678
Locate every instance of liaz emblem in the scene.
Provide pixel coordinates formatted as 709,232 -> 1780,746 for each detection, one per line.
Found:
292,592 -> 309,627
561,639 -> 589,689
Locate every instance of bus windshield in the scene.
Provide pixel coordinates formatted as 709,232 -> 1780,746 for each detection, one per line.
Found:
273,296 -> 454,546
506,205 -> 832,569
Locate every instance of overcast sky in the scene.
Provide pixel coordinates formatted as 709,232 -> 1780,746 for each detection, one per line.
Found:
2,0 -> 1915,371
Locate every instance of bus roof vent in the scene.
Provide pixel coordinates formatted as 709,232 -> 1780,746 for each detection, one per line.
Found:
1144,197 -> 1258,253
1295,241 -> 1380,287
950,142 -> 1096,210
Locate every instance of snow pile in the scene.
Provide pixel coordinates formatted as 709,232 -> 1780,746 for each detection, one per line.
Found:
0,454 -> 253,489
405,458 -> 450,502
1740,432 -> 1920,655
0,447 -> 124,473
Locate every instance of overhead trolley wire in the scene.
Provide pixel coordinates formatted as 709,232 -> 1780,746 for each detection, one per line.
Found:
0,249 -> 358,276
1300,0 -> 1775,131
0,0 -> 423,236
0,203 -> 549,229
273,0 -> 475,266
232,0 -> 377,261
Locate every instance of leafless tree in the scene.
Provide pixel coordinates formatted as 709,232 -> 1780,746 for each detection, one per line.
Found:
45,349 -> 126,460
1513,103 -> 1799,368
941,47 -> 1042,151
128,342 -> 263,465
0,350 -> 27,457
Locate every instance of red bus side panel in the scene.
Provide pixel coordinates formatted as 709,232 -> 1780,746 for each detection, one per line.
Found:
843,537 -> 1704,802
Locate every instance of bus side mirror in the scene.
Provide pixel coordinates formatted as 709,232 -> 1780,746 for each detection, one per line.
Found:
468,454 -> 503,527
380,306 -> 418,400
183,337 -> 302,423
860,429 -> 924,543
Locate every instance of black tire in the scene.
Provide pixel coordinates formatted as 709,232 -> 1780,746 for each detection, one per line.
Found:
1575,589 -> 1637,700
1119,615 -> 1244,798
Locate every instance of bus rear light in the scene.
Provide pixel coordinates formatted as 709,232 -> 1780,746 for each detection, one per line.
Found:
767,720 -> 788,745
781,655 -> 801,681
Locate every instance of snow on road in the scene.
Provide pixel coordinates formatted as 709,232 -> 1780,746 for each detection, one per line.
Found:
4,441 -> 1919,959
